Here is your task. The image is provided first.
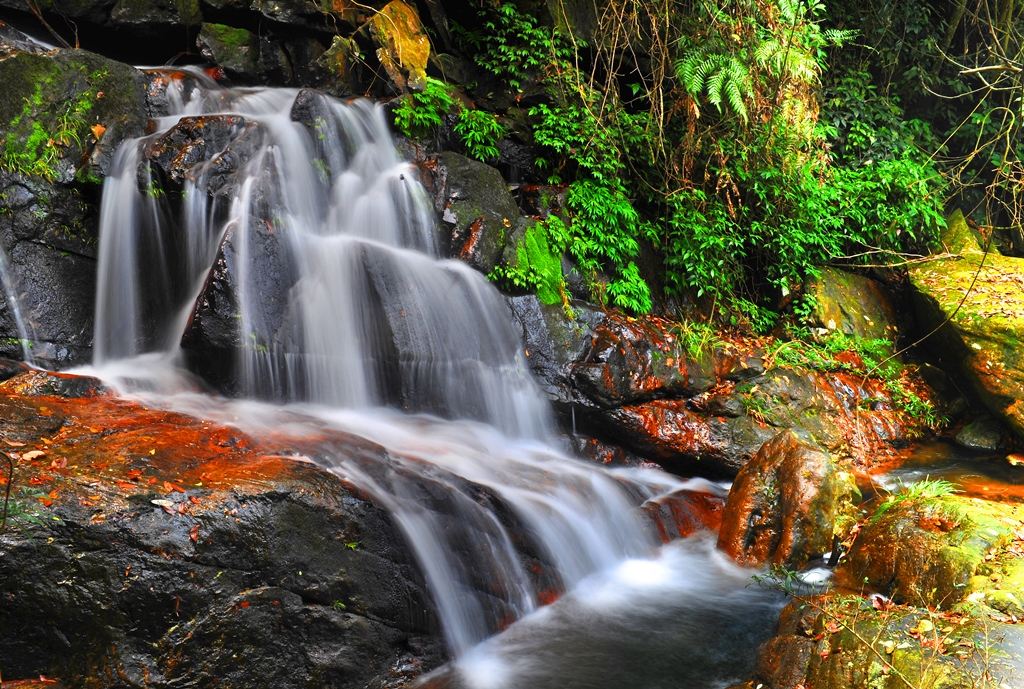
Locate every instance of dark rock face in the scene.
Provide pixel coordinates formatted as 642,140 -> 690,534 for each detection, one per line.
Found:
0,39 -> 149,366
0,173 -> 97,366
197,22 -> 289,83
0,370 -> 443,687
428,151 -> 518,274
716,432 -> 856,568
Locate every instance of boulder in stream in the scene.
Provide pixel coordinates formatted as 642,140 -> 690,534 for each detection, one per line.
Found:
717,431 -> 857,568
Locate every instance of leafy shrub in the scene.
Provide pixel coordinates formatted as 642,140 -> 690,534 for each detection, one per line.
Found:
392,77 -> 455,138
453,108 -> 506,162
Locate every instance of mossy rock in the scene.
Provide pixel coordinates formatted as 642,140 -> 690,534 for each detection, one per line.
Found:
369,0 -> 430,90
111,0 -> 202,25
909,209 -> 1024,439
197,23 -> 288,82
838,495 -> 1024,608
806,267 -> 899,344
433,151 -> 519,274
0,47 -> 147,182
754,594 -> 1021,689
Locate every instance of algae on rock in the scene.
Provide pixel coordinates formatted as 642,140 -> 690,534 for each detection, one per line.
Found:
909,209 -> 1024,440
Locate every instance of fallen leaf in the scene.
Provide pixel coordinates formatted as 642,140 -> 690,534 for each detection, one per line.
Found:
163,481 -> 185,493
49,457 -> 67,469
910,618 -> 934,636
151,499 -> 174,508
22,449 -> 46,460
91,123 -> 106,139
189,524 -> 199,543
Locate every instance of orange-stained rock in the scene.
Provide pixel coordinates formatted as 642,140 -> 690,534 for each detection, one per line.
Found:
642,488 -> 725,542
717,432 -> 857,568
0,368 -> 443,688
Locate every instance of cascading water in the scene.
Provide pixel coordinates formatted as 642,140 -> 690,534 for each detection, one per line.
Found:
0,242 -> 36,365
86,73 -> 782,687
93,74 -> 549,439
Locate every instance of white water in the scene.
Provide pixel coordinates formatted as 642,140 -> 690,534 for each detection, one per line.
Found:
82,74 -> 774,683
0,241 -> 37,365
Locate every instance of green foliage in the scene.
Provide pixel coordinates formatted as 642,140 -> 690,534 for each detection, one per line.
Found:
392,77 -> 455,138
871,479 -> 960,524
453,108 -> 506,162
490,217 -> 569,307
565,180 -> 653,313
457,0 -> 947,325
464,2 -> 572,92
672,319 -> 720,359
676,46 -> 753,122
1,69 -> 103,181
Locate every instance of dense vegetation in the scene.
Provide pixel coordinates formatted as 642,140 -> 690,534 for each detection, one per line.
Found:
393,0 -> 1020,329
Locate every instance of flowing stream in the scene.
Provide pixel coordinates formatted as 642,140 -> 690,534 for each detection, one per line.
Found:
82,74 -> 782,687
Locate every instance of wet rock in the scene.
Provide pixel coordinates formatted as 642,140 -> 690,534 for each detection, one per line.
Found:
606,399 -> 753,475
430,152 -> 519,274
144,113 -> 252,185
955,415 -> 1007,451
642,486 -> 726,542
717,432 -> 857,568
110,0 -> 202,27
197,22 -> 289,83
571,312 -> 716,406
507,298 -> 928,476
750,594 -> 1023,689
837,495 -> 1022,608
0,43 -> 148,366
370,0 -> 430,90
804,267 -> 900,342
0,174 -> 98,366
162,587 -> 411,688
909,209 -> 1024,441
0,40 -> 148,180
574,434 -> 649,467
0,367 -> 107,397
0,375 -> 443,686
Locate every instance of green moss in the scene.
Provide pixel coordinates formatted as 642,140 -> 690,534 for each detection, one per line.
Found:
0,58 -> 115,181
202,22 -> 253,49
490,217 -> 568,307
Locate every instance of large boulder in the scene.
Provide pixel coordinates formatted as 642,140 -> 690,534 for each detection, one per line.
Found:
508,296 -> 933,476
717,432 -> 857,567
805,267 -> 900,343
750,594 -> 1024,689
0,40 -> 149,366
0,369 -> 443,686
196,22 -> 289,83
429,151 -> 519,274
909,209 -> 1024,440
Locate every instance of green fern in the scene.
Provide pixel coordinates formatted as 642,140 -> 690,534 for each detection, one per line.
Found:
676,48 -> 753,122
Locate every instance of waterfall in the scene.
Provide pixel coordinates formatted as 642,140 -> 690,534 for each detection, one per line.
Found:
0,241 -> 36,365
86,75 -> 773,673
93,76 -> 550,439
